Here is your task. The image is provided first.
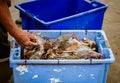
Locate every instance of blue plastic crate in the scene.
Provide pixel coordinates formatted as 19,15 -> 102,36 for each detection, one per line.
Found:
10,30 -> 115,83
15,0 -> 107,30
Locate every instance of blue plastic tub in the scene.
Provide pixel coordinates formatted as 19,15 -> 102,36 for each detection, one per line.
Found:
10,30 -> 115,83
15,0 -> 107,30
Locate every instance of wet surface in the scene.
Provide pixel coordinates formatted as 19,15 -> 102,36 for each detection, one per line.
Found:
0,0 -> 119,83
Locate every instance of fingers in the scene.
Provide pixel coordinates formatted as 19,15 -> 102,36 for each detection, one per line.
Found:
15,31 -> 38,46
20,41 -> 38,46
24,32 -> 38,46
29,33 -> 37,42
25,41 -> 38,46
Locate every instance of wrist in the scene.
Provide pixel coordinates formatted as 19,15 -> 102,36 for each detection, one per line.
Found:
8,26 -> 21,38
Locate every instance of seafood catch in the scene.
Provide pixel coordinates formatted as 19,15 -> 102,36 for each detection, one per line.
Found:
23,33 -> 104,60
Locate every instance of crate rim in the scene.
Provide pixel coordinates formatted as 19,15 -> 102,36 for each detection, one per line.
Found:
10,30 -> 115,66
15,0 -> 108,25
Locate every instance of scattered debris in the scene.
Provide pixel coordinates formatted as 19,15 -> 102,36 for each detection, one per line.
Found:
53,68 -> 65,72
53,69 -> 62,72
32,74 -> 39,79
16,65 -> 28,75
78,74 -> 82,77
49,77 -> 61,83
90,74 -> 95,79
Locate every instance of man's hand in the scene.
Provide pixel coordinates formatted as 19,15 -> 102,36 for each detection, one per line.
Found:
12,29 -> 37,46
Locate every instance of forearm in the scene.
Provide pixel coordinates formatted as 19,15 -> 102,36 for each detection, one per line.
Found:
0,0 -> 19,37
0,0 -> 37,46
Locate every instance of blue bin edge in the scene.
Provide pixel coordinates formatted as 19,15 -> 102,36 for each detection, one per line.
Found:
14,0 -> 108,27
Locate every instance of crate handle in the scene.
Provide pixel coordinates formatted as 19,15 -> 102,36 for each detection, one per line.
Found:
10,47 -> 21,60
10,38 -> 21,59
